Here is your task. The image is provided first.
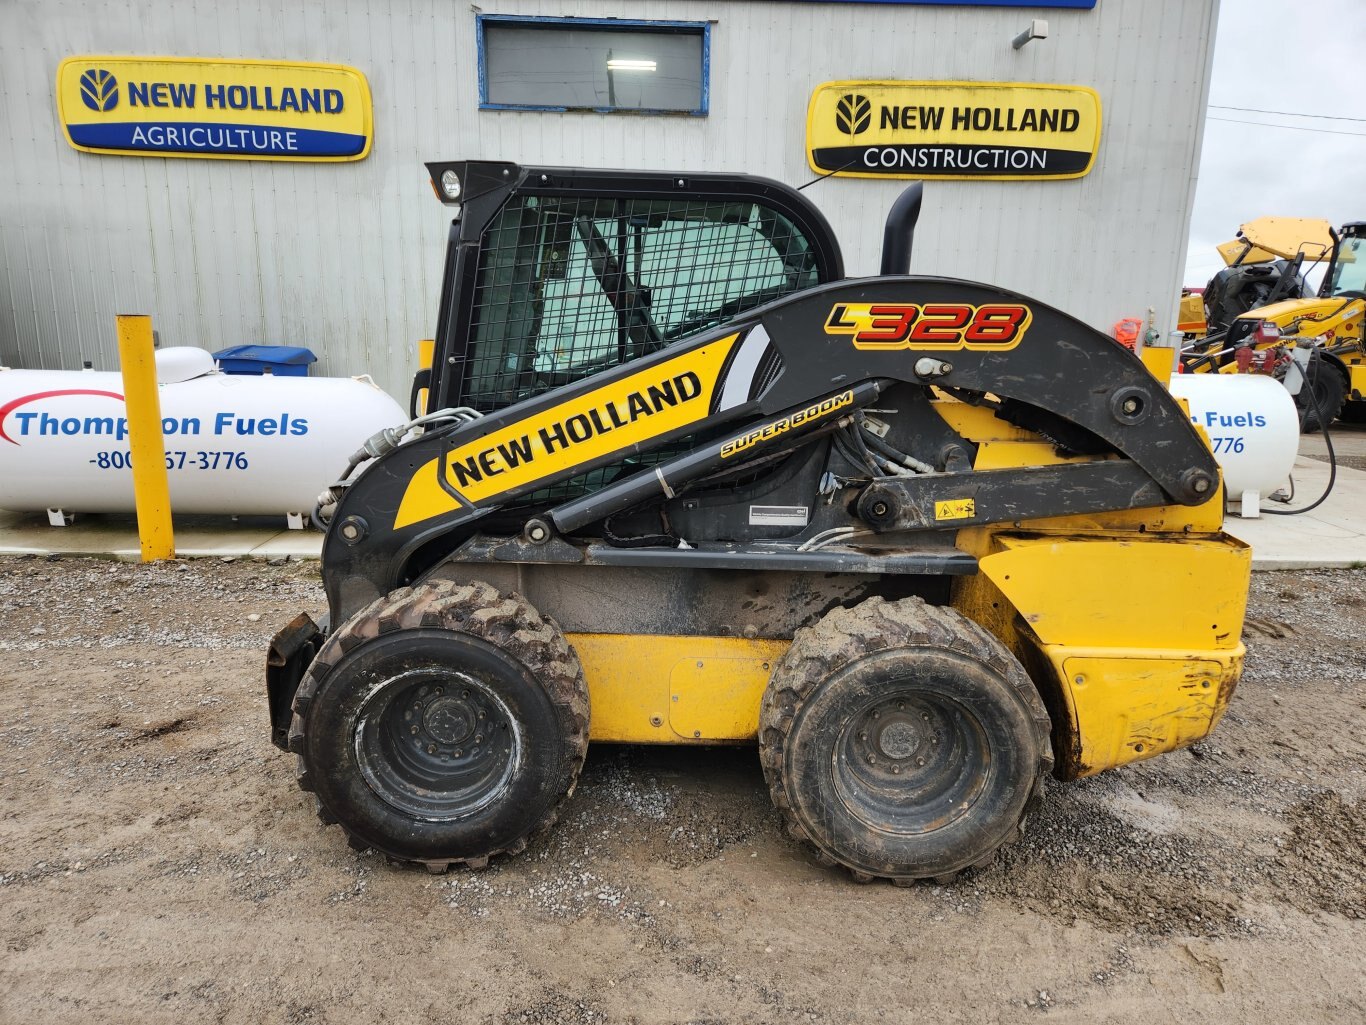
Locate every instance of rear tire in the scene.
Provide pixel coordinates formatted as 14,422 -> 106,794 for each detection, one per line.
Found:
1296,352 -> 1347,433
759,596 -> 1051,883
287,580 -> 588,870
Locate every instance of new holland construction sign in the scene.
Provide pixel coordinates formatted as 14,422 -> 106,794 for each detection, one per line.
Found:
807,81 -> 1101,181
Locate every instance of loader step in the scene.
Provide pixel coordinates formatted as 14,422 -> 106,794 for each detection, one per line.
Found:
464,535 -> 976,575
584,541 -> 976,575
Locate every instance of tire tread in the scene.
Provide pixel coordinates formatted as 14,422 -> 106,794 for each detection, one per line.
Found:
758,595 -> 1052,884
290,579 -> 589,871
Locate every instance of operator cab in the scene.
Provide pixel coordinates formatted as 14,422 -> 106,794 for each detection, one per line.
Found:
1326,222 -> 1366,297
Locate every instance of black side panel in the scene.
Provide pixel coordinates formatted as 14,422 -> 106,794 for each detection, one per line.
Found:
752,277 -> 1216,502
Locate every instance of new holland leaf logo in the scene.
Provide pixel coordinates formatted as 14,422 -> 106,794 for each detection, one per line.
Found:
79,68 -> 119,112
835,93 -> 871,137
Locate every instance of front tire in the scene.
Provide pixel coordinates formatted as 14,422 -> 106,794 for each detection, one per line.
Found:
287,580 -> 588,871
759,597 -> 1051,883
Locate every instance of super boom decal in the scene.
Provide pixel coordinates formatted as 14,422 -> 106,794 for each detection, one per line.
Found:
720,391 -> 854,459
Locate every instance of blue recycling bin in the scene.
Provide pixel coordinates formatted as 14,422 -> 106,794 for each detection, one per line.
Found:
211,345 -> 317,377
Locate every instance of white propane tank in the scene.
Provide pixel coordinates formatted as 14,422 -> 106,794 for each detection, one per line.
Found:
1167,372 -> 1299,517
0,348 -> 406,522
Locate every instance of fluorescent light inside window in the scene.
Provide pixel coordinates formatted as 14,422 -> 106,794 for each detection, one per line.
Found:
606,59 -> 656,72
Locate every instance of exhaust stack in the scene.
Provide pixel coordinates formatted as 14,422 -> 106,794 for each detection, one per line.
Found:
880,182 -> 923,276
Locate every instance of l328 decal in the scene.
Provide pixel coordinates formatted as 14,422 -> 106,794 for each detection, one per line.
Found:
824,302 -> 1031,351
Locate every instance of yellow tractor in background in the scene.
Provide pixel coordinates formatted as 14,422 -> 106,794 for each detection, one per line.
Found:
1182,217 -> 1366,429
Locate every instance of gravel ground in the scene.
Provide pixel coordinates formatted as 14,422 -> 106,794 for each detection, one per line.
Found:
1,557 -> 1364,1024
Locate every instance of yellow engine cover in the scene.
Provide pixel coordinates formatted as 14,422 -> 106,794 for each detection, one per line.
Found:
963,532 -> 1250,778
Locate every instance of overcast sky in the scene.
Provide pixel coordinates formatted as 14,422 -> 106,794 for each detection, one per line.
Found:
1184,0 -> 1366,287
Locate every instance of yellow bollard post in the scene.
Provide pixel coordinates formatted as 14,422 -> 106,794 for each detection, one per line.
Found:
116,315 -> 175,561
416,338 -> 435,416
1137,343 -> 1178,383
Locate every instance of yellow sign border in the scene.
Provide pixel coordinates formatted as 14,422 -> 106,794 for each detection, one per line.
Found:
56,54 -> 374,162
806,80 -> 1102,183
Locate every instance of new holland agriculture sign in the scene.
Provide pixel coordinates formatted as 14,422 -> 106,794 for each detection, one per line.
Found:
56,56 -> 372,161
807,81 -> 1101,181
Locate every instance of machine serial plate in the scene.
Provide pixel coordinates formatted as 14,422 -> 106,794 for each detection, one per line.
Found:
749,505 -> 809,527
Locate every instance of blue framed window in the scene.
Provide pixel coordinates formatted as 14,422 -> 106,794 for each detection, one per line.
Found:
477,15 -> 710,116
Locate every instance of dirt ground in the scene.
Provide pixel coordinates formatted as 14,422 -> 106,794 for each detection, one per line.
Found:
2,557 -> 1364,1024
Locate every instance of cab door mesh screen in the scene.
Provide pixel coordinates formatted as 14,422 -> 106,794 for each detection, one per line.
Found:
455,195 -> 822,413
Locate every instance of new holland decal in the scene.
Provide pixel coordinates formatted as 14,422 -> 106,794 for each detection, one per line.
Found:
807,81 -> 1101,181
393,337 -> 740,529
56,56 -> 372,161
824,302 -> 1032,350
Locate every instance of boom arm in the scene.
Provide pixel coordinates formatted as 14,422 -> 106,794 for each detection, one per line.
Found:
321,276 -> 1218,624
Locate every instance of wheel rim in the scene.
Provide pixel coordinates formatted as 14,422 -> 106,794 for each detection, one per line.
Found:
354,667 -> 521,821
832,689 -> 991,836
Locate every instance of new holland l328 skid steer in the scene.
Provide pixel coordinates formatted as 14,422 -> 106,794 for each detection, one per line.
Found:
265,161 -> 1251,883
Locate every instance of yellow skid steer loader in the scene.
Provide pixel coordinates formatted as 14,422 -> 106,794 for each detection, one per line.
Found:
266,162 -> 1250,883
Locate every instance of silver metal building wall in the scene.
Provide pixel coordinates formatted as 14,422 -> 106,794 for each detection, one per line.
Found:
0,0 -> 1217,402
